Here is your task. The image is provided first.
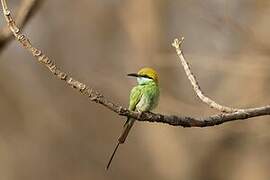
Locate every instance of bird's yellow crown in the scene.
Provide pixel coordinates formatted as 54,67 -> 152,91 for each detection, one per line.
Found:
138,67 -> 159,83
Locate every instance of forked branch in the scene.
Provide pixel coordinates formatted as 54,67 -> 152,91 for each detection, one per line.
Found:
172,38 -> 241,113
1,0 -> 270,127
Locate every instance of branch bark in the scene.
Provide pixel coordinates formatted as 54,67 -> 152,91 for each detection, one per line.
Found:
1,0 -> 270,128
0,0 -> 43,51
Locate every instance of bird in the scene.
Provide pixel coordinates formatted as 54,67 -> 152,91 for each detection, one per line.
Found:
106,67 -> 160,170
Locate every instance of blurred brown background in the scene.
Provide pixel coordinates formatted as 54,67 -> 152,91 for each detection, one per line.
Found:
0,0 -> 270,180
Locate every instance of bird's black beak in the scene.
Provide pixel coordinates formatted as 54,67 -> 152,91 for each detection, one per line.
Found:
127,73 -> 139,77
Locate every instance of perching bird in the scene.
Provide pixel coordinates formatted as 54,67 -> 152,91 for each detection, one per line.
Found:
106,67 -> 160,170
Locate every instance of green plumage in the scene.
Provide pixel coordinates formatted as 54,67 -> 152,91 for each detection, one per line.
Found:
118,81 -> 159,144
106,68 -> 160,170
129,81 -> 159,112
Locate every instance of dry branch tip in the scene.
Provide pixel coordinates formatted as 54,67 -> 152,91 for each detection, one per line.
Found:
171,37 -> 184,50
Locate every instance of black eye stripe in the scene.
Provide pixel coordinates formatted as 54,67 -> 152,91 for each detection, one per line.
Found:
140,75 -> 153,79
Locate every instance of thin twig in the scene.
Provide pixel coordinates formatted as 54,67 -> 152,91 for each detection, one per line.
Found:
0,0 -> 43,51
1,0 -> 270,128
172,37 -> 241,113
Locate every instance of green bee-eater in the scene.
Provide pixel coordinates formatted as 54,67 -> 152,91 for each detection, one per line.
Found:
106,67 -> 160,170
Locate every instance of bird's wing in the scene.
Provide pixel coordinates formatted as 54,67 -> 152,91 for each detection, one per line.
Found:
128,85 -> 143,111
118,85 -> 142,143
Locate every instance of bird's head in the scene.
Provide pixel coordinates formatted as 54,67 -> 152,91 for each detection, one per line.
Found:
128,67 -> 159,85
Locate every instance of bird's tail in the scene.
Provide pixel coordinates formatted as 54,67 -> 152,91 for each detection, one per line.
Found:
118,117 -> 135,143
106,118 -> 135,170
106,142 -> 120,170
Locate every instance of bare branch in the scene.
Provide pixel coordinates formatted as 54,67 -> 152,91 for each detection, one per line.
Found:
172,38 -> 241,113
0,0 -> 43,51
171,37 -> 270,116
1,0 -> 270,128
136,106 -> 270,127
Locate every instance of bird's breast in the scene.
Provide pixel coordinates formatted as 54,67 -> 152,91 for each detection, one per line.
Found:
136,85 -> 159,112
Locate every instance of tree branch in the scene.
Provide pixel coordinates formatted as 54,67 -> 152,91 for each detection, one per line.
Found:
1,0 -> 270,128
171,37 -> 241,113
0,0 -> 43,51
